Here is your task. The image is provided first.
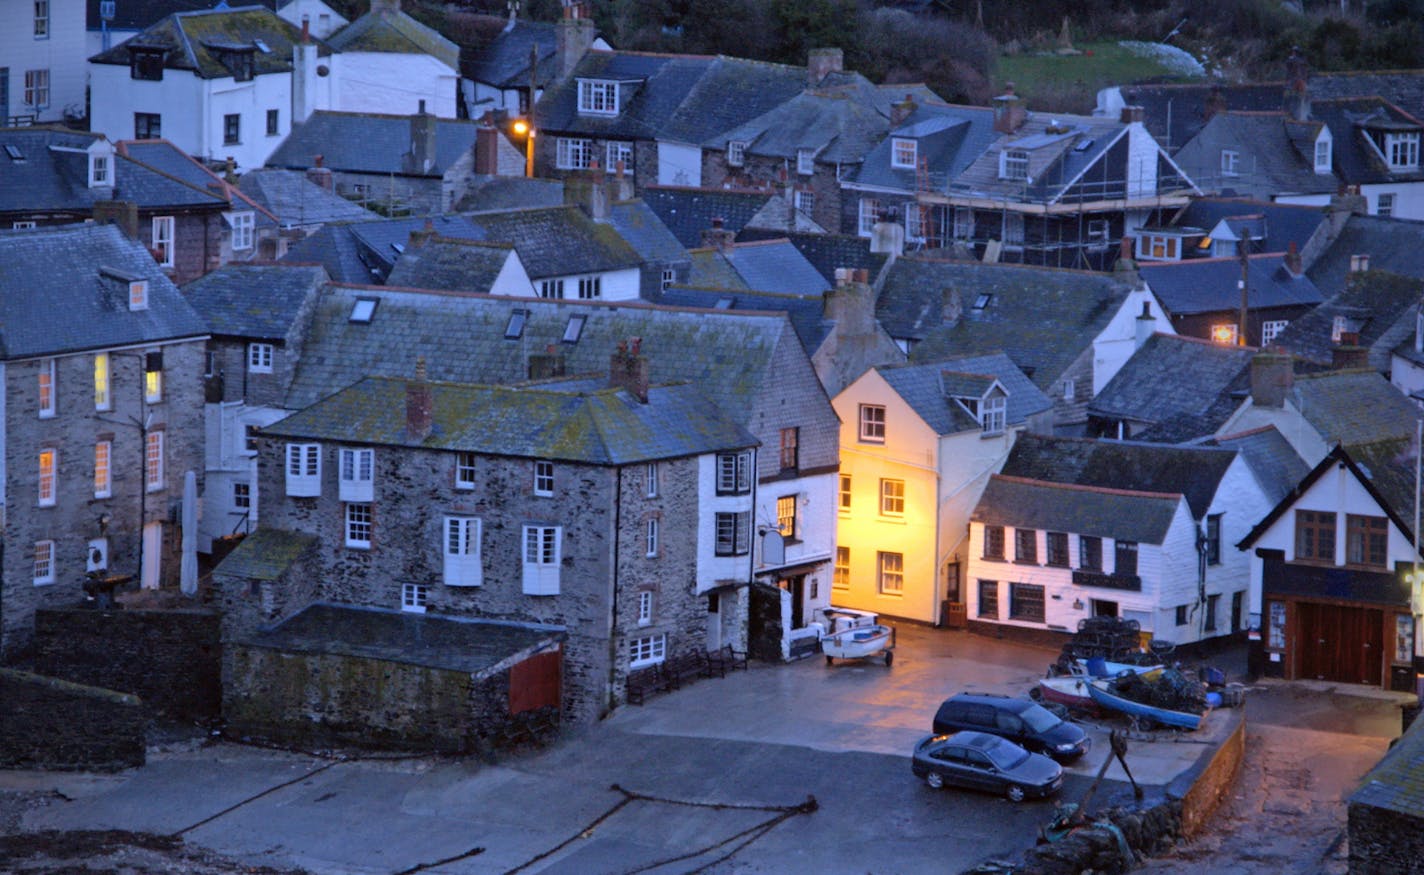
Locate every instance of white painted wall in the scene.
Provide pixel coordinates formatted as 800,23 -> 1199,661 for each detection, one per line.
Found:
1091,285 -> 1176,394
1125,122 -> 1159,199
537,267 -> 641,302
753,470 -> 837,607
1392,348 -> 1424,402
1362,181 -> 1424,221
4,0 -> 86,123
275,0 -> 348,39
202,401 -> 289,551
1274,193 -> 1331,207
695,451 -> 756,594
333,52 -> 457,118
657,140 -> 702,187
1215,398 -> 1332,468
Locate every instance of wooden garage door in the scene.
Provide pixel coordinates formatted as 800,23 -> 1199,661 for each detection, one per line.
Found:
509,649 -> 561,715
1296,603 -> 1383,685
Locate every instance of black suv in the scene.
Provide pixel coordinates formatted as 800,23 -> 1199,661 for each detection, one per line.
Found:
932,693 -> 1090,762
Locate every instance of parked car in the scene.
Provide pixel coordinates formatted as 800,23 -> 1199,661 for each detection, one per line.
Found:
932,693 -> 1090,762
911,731 -> 1064,802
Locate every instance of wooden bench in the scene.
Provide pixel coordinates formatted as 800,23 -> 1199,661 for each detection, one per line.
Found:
626,666 -> 669,705
702,645 -> 749,677
663,653 -> 705,689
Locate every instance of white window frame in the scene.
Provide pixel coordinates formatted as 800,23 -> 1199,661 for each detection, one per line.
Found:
1000,149 -> 1028,180
1262,319 -> 1289,344
637,591 -> 653,626
859,404 -> 886,443
34,0 -> 49,37
534,460 -> 554,496
94,440 -> 111,499
891,138 -> 917,169
151,216 -> 175,268
878,551 -> 904,595
982,394 -> 1006,434
1221,149 -> 1240,177
1314,137 -> 1331,173
577,275 -> 601,300
857,199 -> 879,237
605,141 -> 633,174
1332,315 -> 1347,343
247,342 -> 274,374
455,451 -> 477,489
38,358 -> 56,418
233,481 -> 250,510
902,203 -> 924,241
89,154 -> 109,187
645,518 -> 659,557
1087,219 -> 1109,243
94,353 -> 110,410
797,148 -> 815,175
345,502 -> 373,549
727,140 -> 746,167
539,278 -> 564,299
229,211 -> 254,251
1377,193 -> 1396,217
23,68 -> 49,108
285,442 -> 321,496
577,79 -> 619,115
715,452 -> 751,494
38,449 -> 56,506
880,478 -> 904,517
714,511 -> 750,556
522,524 -> 561,595
443,515 -> 482,587
145,431 -> 164,491
339,447 -> 374,502
646,462 -> 658,497
660,269 -> 674,292
953,207 -> 975,240
794,190 -> 815,215
629,632 -> 666,668
12,221 -> 36,230
34,540 -> 55,585
401,582 -> 427,613
1387,132 -> 1420,170
556,137 -> 593,170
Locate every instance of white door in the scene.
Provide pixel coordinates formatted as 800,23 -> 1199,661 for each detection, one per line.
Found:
141,522 -> 162,589
705,592 -> 722,651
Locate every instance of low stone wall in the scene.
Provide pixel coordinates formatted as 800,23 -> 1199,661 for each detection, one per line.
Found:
1349,806 -> 1424,875
224,644 -> 510,753
0,668 -> 145,771
33,606 -> 221,720
1172,709 -> 1247,837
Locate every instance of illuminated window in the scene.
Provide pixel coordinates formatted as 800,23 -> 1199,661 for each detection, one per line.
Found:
37,358 -> 55,418
877,551 -> 903,594
145,431 -> 164,491
777,495 -> 797,540
38,449 -> 56,506
838,474 -> 851,513
891,138 -> 917,169
94,353 -> 110,410
94,441 -> 111,498
144,367 -> 162,403
1210,323 -> 1239,345
833,546 -> 850,589
879,478 -> 904,516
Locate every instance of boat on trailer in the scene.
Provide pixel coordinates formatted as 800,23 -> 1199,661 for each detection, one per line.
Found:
1087,678 -> 1203,730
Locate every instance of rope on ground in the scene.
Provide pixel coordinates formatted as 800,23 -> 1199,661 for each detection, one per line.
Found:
171,758 -> 342,838
391,845 -> 486,874
501,784 -> 818,875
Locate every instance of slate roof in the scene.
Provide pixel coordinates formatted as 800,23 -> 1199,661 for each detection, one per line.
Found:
720,239 -> 830,295
89,6 -> 329,76
115,139 -> 275,226
403,11 -> 567,88
181,263 -> 328,340
326,4 -> 459,70
212,528 -> 318,581
849,101 -> 997,194
734,229 -> 887,286
878,352 -> 1052,436
706,75 -> 892,165
999,433 -> 1237,519
237,602 -> 563,675
1175,112 -> 1334,198
265,376 -> 757,463
1284,369 -> 1422,448
1207,427 -> 1310,507
657,287 -> 829,355
607,200 -> 689,267
1310,97 -> 1424,186
346,215 -> 483,278
1270,270 -> 1423,372
280,222 -> 379,283
891,258 -> 1135,390
1349,696 -> 1424,817
684,249 -> 749,290
534,51 -> 809,145
0,127 -> 228,215
238,168 -> 377,228
383,236 -> 515,292
455,176 -> 566,213
266,111 -> 479,177
464,205 -> 643,279
1088,334 -> 1256,441
0,223 -> 208,358
284,286 -> 799,427
1306,215 -> 1424,294
1140,254 -> 1324,317
1173,198 -> 1327,255
973,474 -> 1184,545
641,186 -> 776,249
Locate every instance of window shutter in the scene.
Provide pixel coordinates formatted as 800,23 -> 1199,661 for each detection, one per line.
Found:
285,443 -> 320,496
443,517 -> 482,587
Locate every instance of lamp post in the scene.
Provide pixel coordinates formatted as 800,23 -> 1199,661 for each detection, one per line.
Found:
513,119 -> 535,178
100,350 -> 162,589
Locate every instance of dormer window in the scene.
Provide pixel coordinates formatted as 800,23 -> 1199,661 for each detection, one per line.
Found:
1386,131 -> 1420,170
89,154 -> 109,187
1313,133 -> 1332,174
727,140 -> 746,167
999,149 -> 1028,181
211,46 -> 255,82
130,47 -> 164,80
982,394 -> 1006,434
1332,315 -> 1347,343
891,138 -> 917,170
577,79 -> 618,115
128,280 -> 149,311
1221,149 -> 1240,177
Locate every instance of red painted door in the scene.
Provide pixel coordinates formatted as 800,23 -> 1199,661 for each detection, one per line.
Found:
509,649 -> 561,715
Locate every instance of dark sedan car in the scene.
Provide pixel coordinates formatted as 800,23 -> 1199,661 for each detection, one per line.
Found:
911,731 -> 1064,802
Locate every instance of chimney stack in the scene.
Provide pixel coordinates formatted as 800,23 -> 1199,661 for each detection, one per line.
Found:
992,84 -> 1026,134
609,338 -> 649,403
1135,300 -> 1155,349
1249,352 -> 1294,408
807,47 -> 843,87
475,113 -> 499,176
613,159 -> 634,201
890,93 -> 917,127
407,102 -> 438,175
1119,105 -> 1145,125
292,22 -> 319,124
92,200 -> 140,241
306,154 -> 333,190
406,357 -> 433,441
407,218 -> 436,250
563,159 -> 608,219
1203,84 -> 1227,122
1332,342 -> 1370,371
1283,241 -> 1303,277
701,217 -> 735,252
556,7 -> 596,80
823,268 -> 875,335
870,213 -> 904,258
941,286 -> 963,326
1283,46 -> 1311,122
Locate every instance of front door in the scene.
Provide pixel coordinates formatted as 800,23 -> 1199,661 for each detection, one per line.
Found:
1296,603 -> 1384,685
141,522 -> 162,589
1231,592 -> 1244,634
705,592 -> 722,651
780,574 -> 806,628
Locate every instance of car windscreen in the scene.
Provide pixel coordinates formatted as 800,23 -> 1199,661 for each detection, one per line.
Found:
1020,704 -> 1062,733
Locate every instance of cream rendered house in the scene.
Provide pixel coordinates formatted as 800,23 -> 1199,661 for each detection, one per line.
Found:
831,353 -> 1052,624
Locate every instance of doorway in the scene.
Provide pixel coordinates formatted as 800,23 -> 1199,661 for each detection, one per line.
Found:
1295,602 -> 1383,685
1091,599 -> 1119,618
705,592 -> 722,651
779,574 -> 807,628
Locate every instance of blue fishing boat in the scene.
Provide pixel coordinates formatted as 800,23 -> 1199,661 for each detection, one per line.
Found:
1087,678 -> 1203,730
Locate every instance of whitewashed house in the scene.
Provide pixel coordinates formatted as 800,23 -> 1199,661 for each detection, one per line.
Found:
3,0 -> 86,125
324,0 -> 459,119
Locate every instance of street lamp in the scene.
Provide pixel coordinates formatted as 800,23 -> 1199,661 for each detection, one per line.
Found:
512,119 -> 534,178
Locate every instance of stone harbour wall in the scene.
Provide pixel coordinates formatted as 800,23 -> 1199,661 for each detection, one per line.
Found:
0,668 -> 145,771
1348,805 -> 1424,875
33,606 -> 222,720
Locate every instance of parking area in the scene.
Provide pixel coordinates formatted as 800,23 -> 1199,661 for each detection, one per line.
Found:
4,624 -> 1238,874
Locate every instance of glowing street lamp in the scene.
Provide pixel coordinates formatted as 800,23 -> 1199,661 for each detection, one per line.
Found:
512,119 -> 534,178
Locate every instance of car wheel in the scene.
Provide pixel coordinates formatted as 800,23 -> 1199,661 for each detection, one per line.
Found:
926,771 -> 944,789
1005,784 -> 1026,803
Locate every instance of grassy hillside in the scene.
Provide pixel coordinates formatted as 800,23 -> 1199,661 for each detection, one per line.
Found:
995,40 -> 1207,114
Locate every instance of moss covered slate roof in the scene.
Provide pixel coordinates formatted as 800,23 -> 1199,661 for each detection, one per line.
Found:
89,6 -> 329,77
326,6 -> 459,69
181,263 -> 328,340
1271,270 -> 1423,372
264,376 -> 756,463
1288,369 -> 1422,448
214,528 -> 318,581
1088,333 -> 1255,439
284,286 -> 793,427
973,474 -> 1184,545
384,237 -> 514,292
1350,701 -> 1424,816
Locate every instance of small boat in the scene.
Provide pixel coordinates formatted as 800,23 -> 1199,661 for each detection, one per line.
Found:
822,623 -> 895,666
1038,675 -> 1098,712
1075,657 -> 1164,678
1087,678 -> 1203,730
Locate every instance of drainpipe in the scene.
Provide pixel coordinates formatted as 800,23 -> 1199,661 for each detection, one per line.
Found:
605,466 -> 622,717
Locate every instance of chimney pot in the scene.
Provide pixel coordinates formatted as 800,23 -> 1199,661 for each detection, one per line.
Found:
406,357 -> 433,440
1284,240 -> 1303,277
609,339 -> 650,403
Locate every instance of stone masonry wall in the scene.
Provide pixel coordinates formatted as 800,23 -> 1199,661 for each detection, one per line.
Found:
32,606 -> 222,720
0,667 -> 145,771
1348,805 -> 1424,875
701,151 -> 845,235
